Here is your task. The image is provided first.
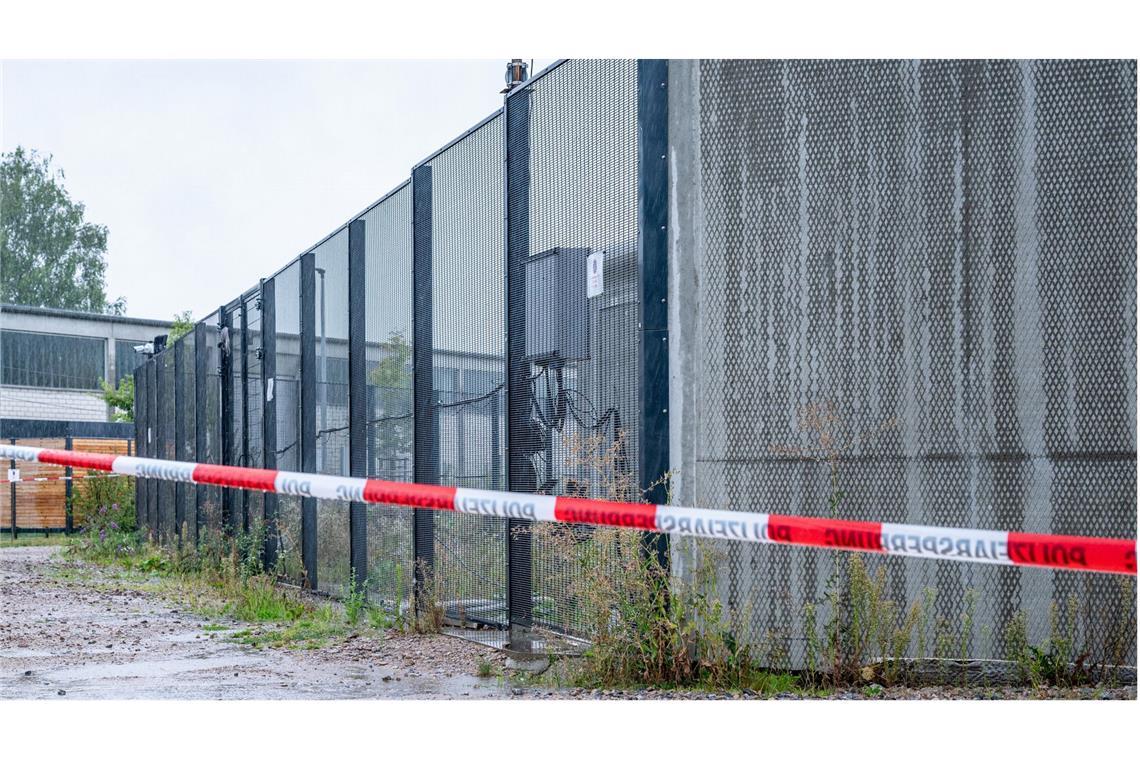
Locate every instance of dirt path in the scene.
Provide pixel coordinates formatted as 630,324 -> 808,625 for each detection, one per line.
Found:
0,546 -> 514,699
3,547 -> 1134,701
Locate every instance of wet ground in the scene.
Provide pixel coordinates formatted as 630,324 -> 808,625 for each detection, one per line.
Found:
0,546 -> 512,699
2,546 -> 1134,700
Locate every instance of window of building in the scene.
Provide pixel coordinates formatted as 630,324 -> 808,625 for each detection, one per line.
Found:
1,330 -> 106,390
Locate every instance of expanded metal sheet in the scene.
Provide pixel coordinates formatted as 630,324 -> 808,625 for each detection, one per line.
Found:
273,263 -> 304,582
427,114 -> 508,627
685,59 -> 1137,666
363,185 -> 415,610
314,229 -> 351,594
509,59 -> 641,637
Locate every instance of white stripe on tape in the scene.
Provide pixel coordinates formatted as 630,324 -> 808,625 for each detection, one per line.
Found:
655,505 -> 771,543
454,488 -> 556,522
881,523 -> 1012,566
274,472 -> 368,502
4,446 -> 43,462
112,456 -> 196,482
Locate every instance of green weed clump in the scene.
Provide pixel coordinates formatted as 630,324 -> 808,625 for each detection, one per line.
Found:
69,472 -> 138,560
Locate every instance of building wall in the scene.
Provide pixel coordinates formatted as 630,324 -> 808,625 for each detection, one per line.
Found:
0,386 -> 108,421
668,60 -> 1137,665
1,304 -> 173,422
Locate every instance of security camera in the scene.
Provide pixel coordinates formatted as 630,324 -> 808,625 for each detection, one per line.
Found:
133,342 -> 155,355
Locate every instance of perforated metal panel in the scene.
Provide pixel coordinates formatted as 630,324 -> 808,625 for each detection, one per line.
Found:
678,59 -> 1137,666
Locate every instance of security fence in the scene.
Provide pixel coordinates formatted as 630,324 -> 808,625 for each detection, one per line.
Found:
132,59 -> 1136,663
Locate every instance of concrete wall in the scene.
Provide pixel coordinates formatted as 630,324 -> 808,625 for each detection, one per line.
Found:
667,60 -> 1137,665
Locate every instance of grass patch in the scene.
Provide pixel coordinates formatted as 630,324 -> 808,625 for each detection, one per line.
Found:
63,525 -> 404,652
231,605 -> 350,650
0,533 -> 68,548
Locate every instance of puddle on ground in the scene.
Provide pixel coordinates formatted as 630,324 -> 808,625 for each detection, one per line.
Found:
47,655 -> 262,681
0,649 -> 56,659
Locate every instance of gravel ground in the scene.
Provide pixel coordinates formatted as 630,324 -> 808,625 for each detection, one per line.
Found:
2,546 -> 1134,700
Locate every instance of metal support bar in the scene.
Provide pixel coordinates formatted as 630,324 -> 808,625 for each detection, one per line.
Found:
8,437 -> 16,541
505,88 -> 533,630
147,358 -> 158,541
299,251 -> 318,588
348,218 -> 368,589
637,59 -> 671,570
174,336 -> 186,542
134,365 -> 145,535
64,436 -> 73,535
412,163 -> 436,603
194,322 -> 207,546
261,278 -> 278,569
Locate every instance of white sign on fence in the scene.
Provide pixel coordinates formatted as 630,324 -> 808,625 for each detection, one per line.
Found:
586,249 -> 604,298
7,468 -> 19,483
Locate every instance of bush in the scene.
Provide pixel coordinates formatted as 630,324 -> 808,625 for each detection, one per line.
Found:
70,472 -> 137,559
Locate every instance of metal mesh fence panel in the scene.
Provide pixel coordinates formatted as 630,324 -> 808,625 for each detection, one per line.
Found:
179,335 -> 196,544
274,262 -> 303,582
425,114 -> 508,631
674,59 -> 1137,667
508,60 -> 641,639
201,311 -> 224,542
158,349 -> 176,544
225,301 -> 244,537
314,229 -> 351,595
244,290 -> 264,541
363,184 -> 415,611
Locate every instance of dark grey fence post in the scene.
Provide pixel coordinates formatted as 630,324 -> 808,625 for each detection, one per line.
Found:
174,337 -> 186,543
146,358 -> 158,542
637,59 -> 671,569
194,322 -> 207,546
261,278 -> 278,570
219,307 -> 235,537
64,436 -> 73,535
133,364 -> 145,536
299,251 -> 318,588
8,438 -> 16,541
239,300 -> 250,535
412,163 -> 436,602
348,218 -> 368,590
505,87 -> 533,630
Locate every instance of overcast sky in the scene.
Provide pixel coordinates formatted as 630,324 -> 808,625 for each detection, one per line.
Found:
1,59 -> 555,321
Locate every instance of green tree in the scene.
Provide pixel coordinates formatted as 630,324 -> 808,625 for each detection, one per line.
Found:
169,310 -> 194,341
1,146 -> 125,313
101,376 -> 134,422
366,331 -> 413,466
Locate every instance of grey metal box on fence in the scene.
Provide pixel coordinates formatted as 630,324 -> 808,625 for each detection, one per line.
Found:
524,247 -> 591,365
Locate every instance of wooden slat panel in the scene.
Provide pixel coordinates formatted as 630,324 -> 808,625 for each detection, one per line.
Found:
1,437 -> 131,529
2,438 -> 66,529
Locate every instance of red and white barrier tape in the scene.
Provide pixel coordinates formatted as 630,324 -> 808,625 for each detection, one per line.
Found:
1,444 -> 1134,576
